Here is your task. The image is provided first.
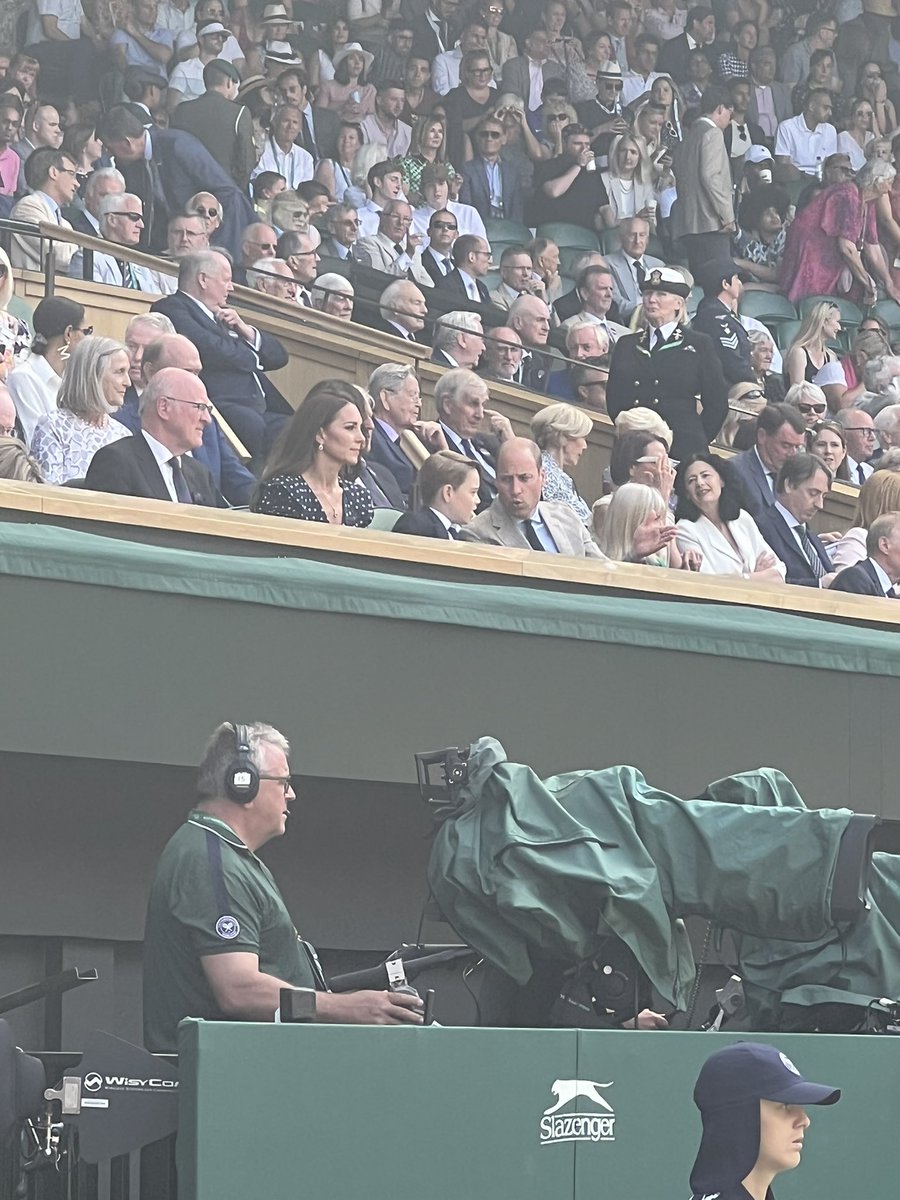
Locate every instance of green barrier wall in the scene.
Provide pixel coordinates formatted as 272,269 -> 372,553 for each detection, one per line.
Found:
177,1022 -> 899,1200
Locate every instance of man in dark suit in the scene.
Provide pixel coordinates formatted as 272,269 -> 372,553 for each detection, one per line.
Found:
86,368 -> 220,506
97,105 -> 257,261
116,328 -> 257,507
831,513 -> 900,598
754,452 -> 834,587
731,403 -> 806,517
436,234 -> 493,305
169,59 -> 257,192
657,5 -> 716,82
367,362 -> 426,500
275,68 -> 341,162
433,366 -> 512,510
420,209 -> 459,286
458,116 -> 527,225
508,294 -> 555,395
410,0 -> 462,62
367,279 -> 430,342
151,249 -> 291,459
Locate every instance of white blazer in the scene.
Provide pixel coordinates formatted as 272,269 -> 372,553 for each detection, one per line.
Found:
675,510 -> 786,580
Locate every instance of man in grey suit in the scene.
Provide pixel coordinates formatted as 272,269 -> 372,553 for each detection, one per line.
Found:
746,47 -> 792,143
731,403 -> 806,517
459,437 -> 671,560
669,85 -> 735,272
500,30 -> 564,111
605,217 -> 665,320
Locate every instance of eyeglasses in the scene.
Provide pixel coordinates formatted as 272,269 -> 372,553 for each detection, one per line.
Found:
0,423 -> 16,436
163,396 -> 214,414
477,129 -> 503,138
112,211 -> 144,221
845,427 -> 878,437
195,206 -> 220,218
600,79 -> 624,89
75,325 -> 94,335
797,401 -> 826,414
259,773 -> 292,792
55,166 -> 78,176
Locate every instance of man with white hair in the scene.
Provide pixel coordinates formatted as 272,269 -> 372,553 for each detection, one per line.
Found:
69,166 -> 126,236
356,200 -> 433,288
311,274 -> 355,320
275,230 -> 319,305
434,366 -> 513,509
861,356 -> 900,418
367,363 -> 428,500
873,404 -> 900,462
835,407 -> 877,485
370,280 -> 429,342
68,193 -> 158,290
246,258 -> 298,302
478,327 -> 525,384
431,311 -> 485,369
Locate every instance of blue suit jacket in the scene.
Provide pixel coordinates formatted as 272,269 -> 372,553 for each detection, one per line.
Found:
458,158 -> 526,225
830,558 -> 895,598
117,127 -> 256,260
731,448 -> 777,518
150,291 -> 291,417
115,387 -> 256,506
754,506 -> 832,587
367,422 -> 417,498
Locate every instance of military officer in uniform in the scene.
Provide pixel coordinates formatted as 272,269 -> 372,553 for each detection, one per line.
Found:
606,266 -> 729,459
689,1041 -> 840,1200
692,259 -> 756,388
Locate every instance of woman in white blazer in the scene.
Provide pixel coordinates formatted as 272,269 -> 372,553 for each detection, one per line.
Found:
674,452 -> 787,582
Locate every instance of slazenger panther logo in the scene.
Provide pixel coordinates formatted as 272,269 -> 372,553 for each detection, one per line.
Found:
216,915 -> 240,939
539,1079 -> 616,1145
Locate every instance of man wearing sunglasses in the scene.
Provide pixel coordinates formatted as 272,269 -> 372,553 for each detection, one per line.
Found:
85,366 -> 220,505
68,193 -> 158,290
459,115 -> 527,224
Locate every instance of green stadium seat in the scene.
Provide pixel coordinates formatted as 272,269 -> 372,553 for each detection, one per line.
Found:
686,285 -> 702,317
739,292 -> 797,323
484,269 -> 502,293
797,295 -> 863,326
597,228 -> 622,254
484,218 -> 530,245
872,299 -> 900,330
368,508 -> 404,531
775,319 -> 802,350
536,222 -> 601,250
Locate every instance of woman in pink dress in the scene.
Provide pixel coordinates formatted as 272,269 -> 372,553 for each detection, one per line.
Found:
780,159 -> 900,306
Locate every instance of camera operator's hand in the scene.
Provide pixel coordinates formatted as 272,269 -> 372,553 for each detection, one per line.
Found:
318,989 -> 425,1025
621,1009 -> 669,1030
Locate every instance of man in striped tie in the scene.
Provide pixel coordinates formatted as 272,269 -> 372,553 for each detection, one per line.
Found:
68,193 -> 157,291
755,453 -> 835,587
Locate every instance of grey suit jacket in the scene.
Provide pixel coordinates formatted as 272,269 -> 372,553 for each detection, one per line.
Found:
605,250 -> 665,318
355,232 -> 433,288
458,498 -> 606,558
746,79 -> 793,129
669,118 -> 734,239
499,57 -> 565,105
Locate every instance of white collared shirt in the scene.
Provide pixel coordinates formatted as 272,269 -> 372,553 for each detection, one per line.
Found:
649,319 -> 679,348
458,268 -> 481,302
774,115 -> 838,175
845,455 -> 874,485
520,506 -> 559,551
754,446 -> 778,494
870,556 -> 894,595
429,506 -> 456,534
142,429 -> 190,502
375,416 -> 401,443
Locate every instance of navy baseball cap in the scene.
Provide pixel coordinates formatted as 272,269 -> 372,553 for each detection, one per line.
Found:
690,1042 -> 840,1195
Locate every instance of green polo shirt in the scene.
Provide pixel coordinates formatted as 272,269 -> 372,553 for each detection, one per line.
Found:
142,811 -> 319,1052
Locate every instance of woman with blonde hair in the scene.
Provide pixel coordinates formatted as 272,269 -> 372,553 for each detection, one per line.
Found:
30,337 -> 130,485
783,301 -> 846,410
600,133 -> 658,227
531,402 -> 593,524
595,481 -> 682,566
828,468 -> 900,569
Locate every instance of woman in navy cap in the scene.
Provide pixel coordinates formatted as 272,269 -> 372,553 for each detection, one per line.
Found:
689,1041 -> 840,1200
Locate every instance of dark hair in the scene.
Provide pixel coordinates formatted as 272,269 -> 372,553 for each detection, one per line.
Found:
775,450 -> 832,493
30,296 -> 85,353
699,84 -> 733,115
251,169 -> 285,198
808,418 -> 851,482
60,121 -> 96,165
452,233 -> 483,265
738,183 -> 790,229
23,146 -> 70,190
0,93 -> 24,117
256,388 -> 361,489
367,158 -> 400,189
807,11 -> 837,36
97,104 -> 145,143
334,53 -> 369,86
563,122 -> 590,140
808,48 -> 835,71
686,5 -> 713,27
376,78 -> 405,93
674,452 -> 744,521
803,87 -> 833,110
277,66 -> 309,89
635,32 -> 661,48
757,401 -> 806,438
296,180 -> 330,202
609,430 -> 669,486
203,58 -> 238,88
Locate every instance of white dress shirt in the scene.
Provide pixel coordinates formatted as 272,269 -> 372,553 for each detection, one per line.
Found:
521,506 -> 559,551
845,455 -> 874,486
141,429 -> 191,501
431,48 -> 463,95
7,354 -> 62,445
251,139 -> 315,188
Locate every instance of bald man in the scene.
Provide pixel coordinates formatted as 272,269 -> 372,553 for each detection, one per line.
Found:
115,332 -> 256,506
86,367 -> 220,506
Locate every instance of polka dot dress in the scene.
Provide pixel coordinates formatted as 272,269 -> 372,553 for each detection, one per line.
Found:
253,474 -> 374,527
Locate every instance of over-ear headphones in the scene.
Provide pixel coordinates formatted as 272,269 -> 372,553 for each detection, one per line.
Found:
225,723 -> 259,803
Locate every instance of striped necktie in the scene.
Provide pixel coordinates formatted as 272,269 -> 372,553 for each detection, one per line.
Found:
796,524 -> 825,580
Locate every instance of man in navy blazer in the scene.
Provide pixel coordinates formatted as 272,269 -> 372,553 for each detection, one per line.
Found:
458,116 -> 526,225
86,369 -> 220,506
366,362 -> 428,501
754,452 -> 833,586
97,105 -> 256,261
117,331 -> 257,506
393,507 -> 457,538
436,235 -> 494,306
830,513 -> 900,599
151,250 -> 290,459
731,403 -> 806,517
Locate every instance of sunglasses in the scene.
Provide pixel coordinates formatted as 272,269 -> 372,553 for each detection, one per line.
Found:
477,129 -> 502,137
75,325 -> 94,335
797,402 -> 827,414
195,206 -> 220,218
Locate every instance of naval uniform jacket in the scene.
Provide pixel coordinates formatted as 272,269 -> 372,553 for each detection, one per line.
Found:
606,323 -> 728,459
692,296 -> 755,387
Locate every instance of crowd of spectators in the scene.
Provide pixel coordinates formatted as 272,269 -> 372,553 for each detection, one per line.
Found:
4,0 -> 900,598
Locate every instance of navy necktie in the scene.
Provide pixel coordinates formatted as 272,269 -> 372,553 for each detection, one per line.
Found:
523,519 -> 545,551
169,456 -> 193,503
